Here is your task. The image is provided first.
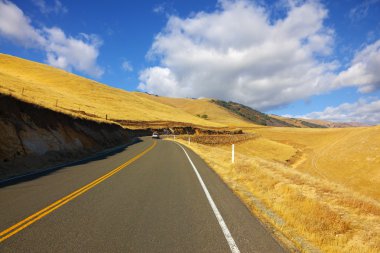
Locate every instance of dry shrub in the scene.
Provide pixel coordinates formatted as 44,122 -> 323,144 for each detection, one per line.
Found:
178,134 -> 256,145
299,199 -> 350,235
337,197 -> 380,216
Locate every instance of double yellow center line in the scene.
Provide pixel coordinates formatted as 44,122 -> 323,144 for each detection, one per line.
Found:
0,141 -> 157,243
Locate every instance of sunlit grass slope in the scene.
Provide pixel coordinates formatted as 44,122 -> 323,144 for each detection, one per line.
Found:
252,126 -> 380,199
0,53 -> 224,128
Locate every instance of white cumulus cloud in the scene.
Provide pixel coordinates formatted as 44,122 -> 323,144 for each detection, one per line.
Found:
44,28 -> 103,77
295,98 -> 380,124
0,0 -> 103,77
139,0 -> 337,110
334,39 -> 380,93
139,67 -> 180,97
0,0 -> 45,46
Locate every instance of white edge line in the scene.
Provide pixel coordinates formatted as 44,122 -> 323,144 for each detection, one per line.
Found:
176,143 -> 240,253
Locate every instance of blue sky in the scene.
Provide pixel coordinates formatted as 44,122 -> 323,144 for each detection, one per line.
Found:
1,0 -> 380,124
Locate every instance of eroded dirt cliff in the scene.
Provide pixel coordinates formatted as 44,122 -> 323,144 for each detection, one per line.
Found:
0,94 -> 130,180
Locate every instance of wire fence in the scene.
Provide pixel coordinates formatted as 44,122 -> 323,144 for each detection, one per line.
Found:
0,85 -> 110,120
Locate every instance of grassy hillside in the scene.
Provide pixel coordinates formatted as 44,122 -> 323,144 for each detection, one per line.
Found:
0,54 -> 226,129
1,53 -> 360,130
299,118 -> 368,128
271,115 -> 368,128
251,126 -> 380,199
136,93 -> 258,128
269,114 -> 327,128
211,99 -> 327,128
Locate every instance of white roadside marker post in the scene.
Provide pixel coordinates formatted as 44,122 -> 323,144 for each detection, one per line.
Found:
232,144 -> 235,164
188,137 -> 191,145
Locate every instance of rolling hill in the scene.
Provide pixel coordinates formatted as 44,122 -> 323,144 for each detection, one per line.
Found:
135,93 -> 256,128
0,54 -> 227,129
211,99 -> 326,128
0,53 -> 365,130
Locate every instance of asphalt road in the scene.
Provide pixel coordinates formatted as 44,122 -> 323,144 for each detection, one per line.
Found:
0,137 -> 287,253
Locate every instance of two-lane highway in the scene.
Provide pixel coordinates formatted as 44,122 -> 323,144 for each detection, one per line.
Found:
0,137 -> 287,252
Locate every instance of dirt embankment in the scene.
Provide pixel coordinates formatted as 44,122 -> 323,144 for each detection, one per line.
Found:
0,94 -> 131,180
0,94 -> 244,180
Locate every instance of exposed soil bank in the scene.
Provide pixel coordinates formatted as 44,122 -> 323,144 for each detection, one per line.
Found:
0,94 -> 130,180
0,94 -> 243,181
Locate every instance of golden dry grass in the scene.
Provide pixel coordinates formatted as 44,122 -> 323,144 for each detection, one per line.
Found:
176,134 -> 257,145
232,137 -> 297,163
173,138 -> 380,252
0,53 -> 225,128
252,126 -> 380,199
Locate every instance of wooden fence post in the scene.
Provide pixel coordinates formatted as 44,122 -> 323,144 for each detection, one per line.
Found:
232,144 -> 235,164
